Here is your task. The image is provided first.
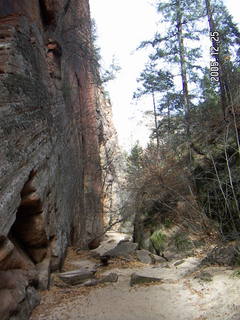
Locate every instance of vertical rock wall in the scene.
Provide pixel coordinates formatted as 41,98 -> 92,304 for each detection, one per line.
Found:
0,0 -> 107,318
96,88 -> 124,228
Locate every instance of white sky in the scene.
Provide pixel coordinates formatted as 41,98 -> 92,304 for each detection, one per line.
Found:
90,0 -> 240,151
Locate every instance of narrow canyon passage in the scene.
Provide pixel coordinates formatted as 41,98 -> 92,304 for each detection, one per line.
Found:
1,0 -> 240,320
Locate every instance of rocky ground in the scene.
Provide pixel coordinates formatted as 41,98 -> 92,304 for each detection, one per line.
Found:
30,232 -> 240,320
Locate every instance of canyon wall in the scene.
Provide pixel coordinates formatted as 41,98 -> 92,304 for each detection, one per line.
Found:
96,89 -> 123,228
0,0 -> 114,318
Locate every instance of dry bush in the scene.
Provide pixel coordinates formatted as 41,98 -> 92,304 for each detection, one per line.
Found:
127,144 -> 212,236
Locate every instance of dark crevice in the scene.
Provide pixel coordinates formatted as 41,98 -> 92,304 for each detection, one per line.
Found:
39,0 -> 55,26
64,0 -> 72,15
8,172 -> 49,264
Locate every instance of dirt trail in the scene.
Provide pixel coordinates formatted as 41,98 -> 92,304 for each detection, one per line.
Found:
30,233 -> 240,320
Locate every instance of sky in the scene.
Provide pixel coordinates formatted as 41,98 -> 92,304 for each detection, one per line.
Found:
89,0 -> 240,151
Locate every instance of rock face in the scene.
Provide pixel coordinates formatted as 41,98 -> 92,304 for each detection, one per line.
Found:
96,88 -> 124,229
0,0 -> 117,318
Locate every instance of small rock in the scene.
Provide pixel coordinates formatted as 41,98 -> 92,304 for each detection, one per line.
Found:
174,260 -> 185,267
130,273 -> 162,286
99,273 -> 118,283
100,255 -> 110,266
58,267 -> 96,286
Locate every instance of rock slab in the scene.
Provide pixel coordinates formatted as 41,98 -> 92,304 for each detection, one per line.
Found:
58,268 -> 97,286
130,273 -> 163,286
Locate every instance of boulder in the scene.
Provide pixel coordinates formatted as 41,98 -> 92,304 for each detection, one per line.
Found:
58,267 -> 97,286
136,250 -> 153,264
174,260 -> 185,267
103,241 -> 138,258
130,273 -> 163,286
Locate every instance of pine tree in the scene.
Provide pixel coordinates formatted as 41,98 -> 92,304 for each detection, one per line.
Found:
127,142 -> 143,174
137,0 -> 205,163
133,62 -> 174,148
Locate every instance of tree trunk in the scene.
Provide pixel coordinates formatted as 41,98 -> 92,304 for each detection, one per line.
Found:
176,0 -> 192,162
167,102 -> 171,137
152,91 -> 160,149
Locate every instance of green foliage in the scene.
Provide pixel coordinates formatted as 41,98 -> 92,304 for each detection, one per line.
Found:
101,56 -> 121,84
127,142 -> 143,173
150,230 -> 167,252
136,0 -> 208,144
135,0 -> 240,144
133,62 -> 174,99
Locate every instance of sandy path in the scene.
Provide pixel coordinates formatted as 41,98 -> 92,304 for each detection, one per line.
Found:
30,234 -> 240,320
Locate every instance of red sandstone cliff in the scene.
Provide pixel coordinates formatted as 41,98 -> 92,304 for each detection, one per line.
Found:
0,0 -> 110,318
